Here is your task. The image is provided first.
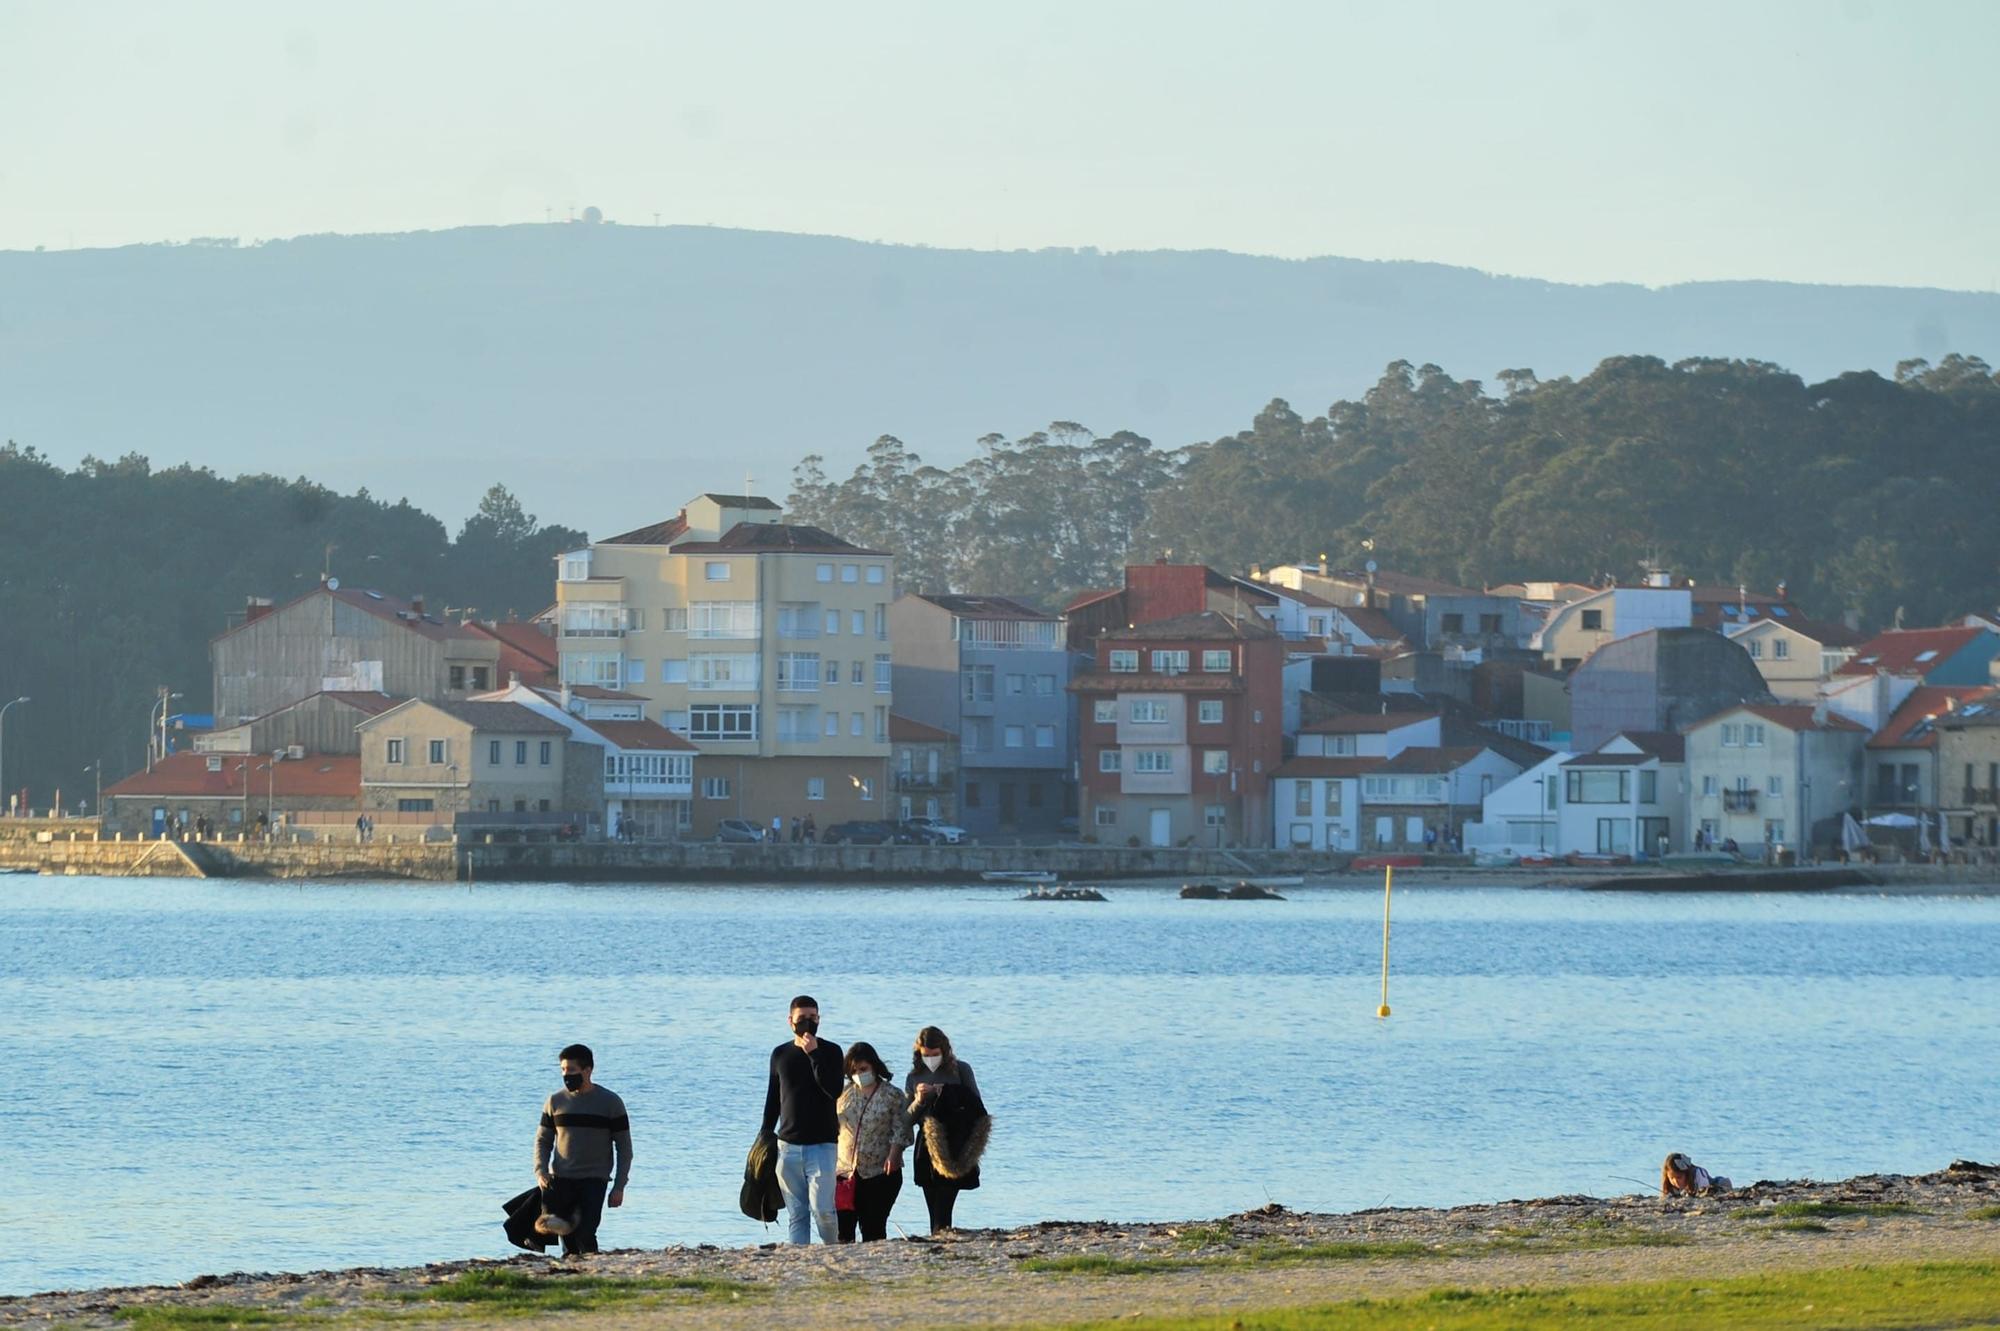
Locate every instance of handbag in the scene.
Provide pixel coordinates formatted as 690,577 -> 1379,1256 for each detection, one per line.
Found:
835,1173 -> 858,1211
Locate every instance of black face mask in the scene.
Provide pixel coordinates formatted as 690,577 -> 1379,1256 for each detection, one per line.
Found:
562,1072 -> 585,1092
793,1016 -> 819,1036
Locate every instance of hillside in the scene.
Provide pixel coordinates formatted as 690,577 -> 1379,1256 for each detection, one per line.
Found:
4,223 -> 1998,531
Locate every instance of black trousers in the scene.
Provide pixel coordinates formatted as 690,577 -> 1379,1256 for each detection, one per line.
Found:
921,1180 -> 960,1233
545,1176 -> 610,1256
836,1171 -> 904,1242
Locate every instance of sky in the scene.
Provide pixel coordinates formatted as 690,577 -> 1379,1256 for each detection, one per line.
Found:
2,0 -> 1997,290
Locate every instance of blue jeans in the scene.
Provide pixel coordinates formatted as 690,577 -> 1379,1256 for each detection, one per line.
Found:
775,1140 -> 838,1244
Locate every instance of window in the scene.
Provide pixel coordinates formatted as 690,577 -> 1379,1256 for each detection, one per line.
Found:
1565,769 -> 1630,803
626,609 -> 645,632
1108,650 -> 1138,673
664,710 -> 690,734
964,780 -> 982,808
850,711 -> 864,737
1325,734 -> 1356,756
961,664 -> 994,703
964,719 -> 991,751
807,778 -> 825,801
626,658 -> 645,683
515,740 -> 528,764
662,659 -> 688,683
1744,723 -> 1766,748
1441,613 -> 1464,634
777,654 -> 821,691
1099,749 -> 1121,772
850,610 -> 866,636
488,739 -> 501,764
1128,699 -> 1166,724
689,653 -> 760,689
1597,818 -> 1633,854
1033,674 -> 1056,696
560,553 -> 591,582
1197,700 -> 1224,724
1581,609 -> 1604,631
1295,782 -> 1313,816
690,704 -> 758,741
777,603 -> 820,638
1721,723 -> 1740,747
1003,725 -> 1025,748
385,738 -> 405,764
1767,774 -> 1784,796
1093,700 -> 1116,723
1151,650 -> 1190,674
816,563 -> 833,583
866,565 -> 885,584
449,665 -> 466,690
1134,749 -> 1173,773
539,740 -> 552,765
776,705 -> 819,742
662,607 -> 687,631
1764,819 -> 1786,844
1094,805 -> 1117,827
1026,782 -> 1044,808
704,561 -> 730,581
1205,805 -> 1228,827
841,564 -> 859,583
689,601 -> 759,638
851,660 -> 864,684
1035,724 -> 1055,748
1005,672 -> 1025,696
874,706 -> 887,742
397,797 -> 434,812
701,776 -> 731,800
1480,613 -> 1503,634
1324,780 -> 1343,813
825,609 -> 841,634
1205,749 -> 1230,775
1201,649 -> 1231,672
428,739 -> 447,765
824,711 -> 840,737
1702,774 -> 1718,796
875,655 -> 892,692
1746,639 -> 1763,659
1639,769 -> 1658,803
1774,639 -> 1791,660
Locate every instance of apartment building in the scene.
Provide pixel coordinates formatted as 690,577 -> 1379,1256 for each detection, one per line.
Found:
1071,611 -> 1283,848
355,699 -> 587,821
888,593 -> 1072,837
1683,703 -> 1866,856
551,493 -> 894,837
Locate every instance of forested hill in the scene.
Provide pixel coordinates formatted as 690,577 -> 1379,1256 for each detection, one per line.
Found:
4,222 -> 1999,532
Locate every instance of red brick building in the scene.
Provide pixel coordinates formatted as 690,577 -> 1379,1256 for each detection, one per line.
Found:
1070,611 -> 1284,847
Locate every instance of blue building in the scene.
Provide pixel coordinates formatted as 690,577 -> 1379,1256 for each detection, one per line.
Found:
887,593 -> 1074,837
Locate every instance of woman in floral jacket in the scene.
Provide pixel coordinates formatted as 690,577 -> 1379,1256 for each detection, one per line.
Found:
835,1041 -> 909,1241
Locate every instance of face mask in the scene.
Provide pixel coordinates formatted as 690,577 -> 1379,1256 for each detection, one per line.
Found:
853,1070 -> 876,1087
922,1054 -> 944,1072
793,1016 -> 819,1036
562,1072 -> 585,1092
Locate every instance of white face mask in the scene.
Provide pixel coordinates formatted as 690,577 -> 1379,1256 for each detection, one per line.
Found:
922,1053 -> 944,1072
853,1070 -> 876,1087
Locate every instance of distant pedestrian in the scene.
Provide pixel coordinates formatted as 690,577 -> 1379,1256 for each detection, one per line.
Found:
905,1025 -> 991,1234
356,814 -> 368,843
803,815 -> 817,845
836,1041 -> 908,1242
533,1043 -> 632,1257
770,816 -> 783,843
789,817 -> 802,844
1424,825 -> 1437,851
761,995 -> 845,1244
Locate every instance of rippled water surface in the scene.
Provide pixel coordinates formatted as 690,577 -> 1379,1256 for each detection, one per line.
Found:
4,876 -> 1997,1295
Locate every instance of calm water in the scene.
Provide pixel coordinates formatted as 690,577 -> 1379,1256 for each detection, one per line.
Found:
3,877 -> 1997,1295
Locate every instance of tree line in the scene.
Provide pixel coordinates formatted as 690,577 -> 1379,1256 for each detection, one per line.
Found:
789,353 -> 2000,629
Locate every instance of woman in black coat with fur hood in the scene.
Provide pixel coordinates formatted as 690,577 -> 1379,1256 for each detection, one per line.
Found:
904,1025 -> 991,1234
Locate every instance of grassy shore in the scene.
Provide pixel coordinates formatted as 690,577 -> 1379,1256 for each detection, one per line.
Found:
6,1163 -> 1998,1331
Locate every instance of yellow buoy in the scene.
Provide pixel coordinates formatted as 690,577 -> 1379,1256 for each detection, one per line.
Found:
1377,863 -> 1393,1018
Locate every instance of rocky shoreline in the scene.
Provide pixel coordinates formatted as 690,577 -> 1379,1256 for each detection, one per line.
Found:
7,1161 -> 1999,1329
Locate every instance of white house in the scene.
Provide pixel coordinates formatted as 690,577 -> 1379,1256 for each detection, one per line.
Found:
1270,756 -> 1373,850
473,679 -> 697,837
1467,750 -> 1572,856
1684,703 -> 1867,858
1360,745 -> 1526,850
1555,732 -> 1687,858
1294,711 -> 1440,759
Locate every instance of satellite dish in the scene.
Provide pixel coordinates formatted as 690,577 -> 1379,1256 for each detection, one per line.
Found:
1364,559 -> 1378,574
326,576 -> 340,590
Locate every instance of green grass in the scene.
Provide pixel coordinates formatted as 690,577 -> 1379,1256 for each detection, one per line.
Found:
1767,1219 -> 1831,1234
1172,1223 -> 1237,1249
1969,1205 -> 2000,1220
116,1310 -> 293,1331
1001,1260 -> 2000,1329
1735,1201 -> 1918,1221
1027,1227 -> 1690,1278
1234,1240 -> 1433,1265
1021,1255 -> 1190,1276
388,1267 -> 745,1313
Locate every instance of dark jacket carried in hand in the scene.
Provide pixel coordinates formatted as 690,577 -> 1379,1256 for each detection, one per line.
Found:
906,1069 -> 992,1191
502,1185 -> 554,1252
740,1129 -> 783,1222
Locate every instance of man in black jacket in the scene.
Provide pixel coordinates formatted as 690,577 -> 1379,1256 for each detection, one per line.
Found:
760,994 -> 844,1243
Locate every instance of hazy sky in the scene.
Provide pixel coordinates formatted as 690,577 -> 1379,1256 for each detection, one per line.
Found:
3,0 -> 1996,289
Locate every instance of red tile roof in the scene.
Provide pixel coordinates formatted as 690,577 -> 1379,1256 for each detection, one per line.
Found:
1866,686 -> 1994,749
1271,756 -> 1383,779
911,594 -> 1052,621
569,717 -> 699,752
1063,587 -> 1122,613
1836,627 -> 1991,677
1335,606 -> 1406,644
1303,711 -> 1438,735
104,752 -> 361,800
1692,702 -> 1867,733
672,523 -> 887,556
889,713 -> 956,743
472,621 -> 559,667
600,514 -> 690,545
1614,730 -> 1686,762
1370,745 -> 1492,774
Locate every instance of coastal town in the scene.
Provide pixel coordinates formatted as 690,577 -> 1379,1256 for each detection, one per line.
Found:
8,488 -> 1991,871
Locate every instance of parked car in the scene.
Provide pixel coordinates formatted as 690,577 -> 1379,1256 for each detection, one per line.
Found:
902,816 -> 969,845
716,818 -> 766,844
821,819 -> 916,846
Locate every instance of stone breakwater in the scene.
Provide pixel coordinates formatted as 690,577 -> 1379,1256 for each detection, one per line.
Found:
6,1163 -> 1998,1330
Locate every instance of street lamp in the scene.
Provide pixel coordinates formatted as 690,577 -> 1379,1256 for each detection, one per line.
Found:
268,750 -> 285,836
82,761 -> 101,822
148,690 -> 184,771
1533,774 -> 1548,852
0,696 -> 28,815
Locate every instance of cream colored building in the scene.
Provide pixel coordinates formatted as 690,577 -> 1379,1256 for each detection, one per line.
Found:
553,494 -> 895,837
356,699 -> 584,822
1723,618 -> 1861,700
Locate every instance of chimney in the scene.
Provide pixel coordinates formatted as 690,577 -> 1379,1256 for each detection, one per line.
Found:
410,595 -> 425,617
560,682 -> 573,713
1776,579 -> 1788,600
508,671 -> 521,688
244,596 -> 275,625
1812,699 -> 1828,727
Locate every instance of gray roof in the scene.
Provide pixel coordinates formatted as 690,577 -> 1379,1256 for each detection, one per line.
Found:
391,699 -> 571,734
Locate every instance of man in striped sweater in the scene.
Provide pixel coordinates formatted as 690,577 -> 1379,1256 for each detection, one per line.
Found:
534,1043 -> 633,1257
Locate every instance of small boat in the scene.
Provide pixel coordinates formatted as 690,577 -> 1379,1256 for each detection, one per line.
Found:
982,870 -> 1057,884
1019,884 -> 1107,902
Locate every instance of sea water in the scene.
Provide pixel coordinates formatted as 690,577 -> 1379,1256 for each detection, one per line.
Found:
2,877 -> 1995,1295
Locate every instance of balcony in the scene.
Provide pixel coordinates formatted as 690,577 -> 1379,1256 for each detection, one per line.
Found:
1965,786 -> 2000,807
895,770 -> 955,792
561,624 -> 626,639
1722,789 -> 1759,813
